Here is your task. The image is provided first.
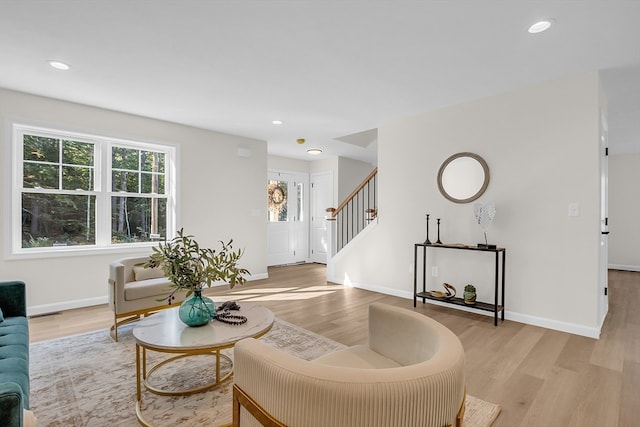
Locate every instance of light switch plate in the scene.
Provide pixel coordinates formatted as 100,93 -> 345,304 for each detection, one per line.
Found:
568,202 -> 580,217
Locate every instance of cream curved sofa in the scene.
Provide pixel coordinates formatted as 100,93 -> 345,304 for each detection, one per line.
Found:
232,302 -> 466,427
108,256 -> 186,341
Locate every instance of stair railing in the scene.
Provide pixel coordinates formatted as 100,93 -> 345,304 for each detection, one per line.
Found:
327,167 -> 377,254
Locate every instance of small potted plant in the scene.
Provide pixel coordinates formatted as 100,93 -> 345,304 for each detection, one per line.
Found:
463,284 -> 477,305
144,228 -> 249,326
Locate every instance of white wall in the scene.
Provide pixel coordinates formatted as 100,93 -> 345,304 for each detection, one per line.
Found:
268,155 -> 310,174
608,154 -> 640,270
337,157 -> 376,203
330,72 -> 603,337
0,88 -> 268,314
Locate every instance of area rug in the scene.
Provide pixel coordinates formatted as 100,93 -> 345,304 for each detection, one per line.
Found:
30,319 -> 500,427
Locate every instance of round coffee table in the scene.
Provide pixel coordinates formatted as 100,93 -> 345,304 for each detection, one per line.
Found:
133,303 -> 274,426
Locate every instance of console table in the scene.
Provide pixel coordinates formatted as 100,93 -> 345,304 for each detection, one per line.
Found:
413,243 -> 506,326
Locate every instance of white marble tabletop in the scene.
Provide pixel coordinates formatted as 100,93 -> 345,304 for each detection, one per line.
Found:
133,303 -> 274,351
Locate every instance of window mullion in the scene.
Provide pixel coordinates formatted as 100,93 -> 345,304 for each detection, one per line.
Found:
58,137 -> 63,190
13,124 -> 174,254
95,141 -> 110,247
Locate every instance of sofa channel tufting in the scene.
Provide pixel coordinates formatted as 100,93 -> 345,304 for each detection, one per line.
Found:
0,281 -> 30,427
233,302 -> 466,427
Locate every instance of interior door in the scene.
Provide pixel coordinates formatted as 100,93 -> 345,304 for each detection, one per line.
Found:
310,172 -> 333,264
599,110 -> 609,323
267,172 -> 307,266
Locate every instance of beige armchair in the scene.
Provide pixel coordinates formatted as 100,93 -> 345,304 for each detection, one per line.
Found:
233,302 -> 466,427
108,256 -> 185,341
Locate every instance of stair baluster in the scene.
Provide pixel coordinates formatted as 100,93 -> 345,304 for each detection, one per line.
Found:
326,168 -> 378,254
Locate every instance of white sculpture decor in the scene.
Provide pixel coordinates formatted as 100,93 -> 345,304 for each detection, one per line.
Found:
474,201 -> 496,248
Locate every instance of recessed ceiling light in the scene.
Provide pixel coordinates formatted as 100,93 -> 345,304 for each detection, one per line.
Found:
48,60 -> 70,70
307,148 -> 322,155
297,138 -> 306,145
528,20 -> 553,34
272,120 -> 283,125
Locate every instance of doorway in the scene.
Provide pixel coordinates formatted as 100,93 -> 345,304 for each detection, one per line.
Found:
267,171 -> 308,266
599,110 -> 609,323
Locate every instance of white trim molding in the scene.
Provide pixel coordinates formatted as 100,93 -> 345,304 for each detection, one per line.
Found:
27,272 -> 269,317
28,296 -> 108,317
329,279 -> 602,339
504,311 -> 601,339
608,264 -> 640,272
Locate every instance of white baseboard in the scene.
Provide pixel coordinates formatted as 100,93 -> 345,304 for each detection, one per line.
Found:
504,311 -> 600,339
338,278 -> 414,300
27,272 -> 270,317
332,277 -> 602,339
247,272 -> 269,281
609,264 -> 640,272
28,296 -> 108,317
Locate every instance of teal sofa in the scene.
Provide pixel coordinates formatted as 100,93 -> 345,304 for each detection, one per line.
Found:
0,281 -> 30,427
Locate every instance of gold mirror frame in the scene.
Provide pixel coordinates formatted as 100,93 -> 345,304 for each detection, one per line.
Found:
437,152 -> 490,203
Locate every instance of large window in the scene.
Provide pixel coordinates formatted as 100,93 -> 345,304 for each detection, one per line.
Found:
13,124 -> 175,254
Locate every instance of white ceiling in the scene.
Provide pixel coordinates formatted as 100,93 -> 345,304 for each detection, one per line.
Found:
1,1 -> 638,163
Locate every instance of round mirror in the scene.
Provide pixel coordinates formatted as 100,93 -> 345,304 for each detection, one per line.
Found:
437,152 -> 490,203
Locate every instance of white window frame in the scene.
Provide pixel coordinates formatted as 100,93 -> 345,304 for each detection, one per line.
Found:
9,123 -> 177,258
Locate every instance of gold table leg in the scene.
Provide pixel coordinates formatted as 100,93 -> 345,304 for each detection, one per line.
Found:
135,346 -> 233,426
136,344 -> 153,426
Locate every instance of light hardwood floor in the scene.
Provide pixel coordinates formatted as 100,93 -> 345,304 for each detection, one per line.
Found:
28,264 -> 639,427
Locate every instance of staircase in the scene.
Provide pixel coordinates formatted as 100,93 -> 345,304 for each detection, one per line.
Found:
326,168 -> 378,254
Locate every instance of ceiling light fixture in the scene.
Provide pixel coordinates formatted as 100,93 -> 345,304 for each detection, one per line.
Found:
297,138 -> 306,145
528,20 -> 553,34
48,60 -> 70,70
307,148 -> 323,155
272,120 -> 283,125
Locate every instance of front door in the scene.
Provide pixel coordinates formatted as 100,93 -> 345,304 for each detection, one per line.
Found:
267,172 -> 308,266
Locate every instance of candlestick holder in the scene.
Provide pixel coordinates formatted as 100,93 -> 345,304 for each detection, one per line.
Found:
436,218 -> 442,244
423,214 -> 431,244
